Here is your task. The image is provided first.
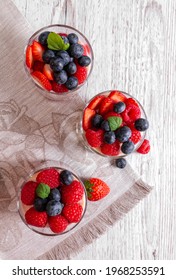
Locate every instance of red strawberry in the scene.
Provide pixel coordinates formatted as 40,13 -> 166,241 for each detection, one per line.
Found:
74,64 -> 87,84
25,45 -> 33,69
33,61 -> 45,72
109,91 -> 127,103
101,141 -> 120,156
62,203 -> 83,223
36,168 -> 60,189
43,64 -> 54,80
82,44 -> 90,55
88,95 -> 105,110
103,111 -> 121,119
49,215 -> 68,233
84,178 -> 110,201
21,181 -> 38,205
32,41 -> 45,62
25,207 -> 47,227
32,71 -> 52,91
52,81 -> 68,93
121,104 -> 141,124
60,180 -> 84,204
85,129 -> 104,148
99,97 -> 114,115
82,107 -> 96,130
137,139 -> 150,154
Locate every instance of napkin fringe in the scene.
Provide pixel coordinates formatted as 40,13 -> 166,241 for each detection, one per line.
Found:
38,178 -> 153,260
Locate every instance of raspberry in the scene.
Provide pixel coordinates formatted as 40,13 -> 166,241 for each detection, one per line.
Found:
36,168 -> 60,189
62,203 -> 83,223
49,215 -> 68,233
103,111 -> 121,119
60,181 -> 84,204
21,181 -> 38,205
25,207 -> 47,227
137,139 -> 150,154
101,141 -> 120,156
129,125 -> 142,144
121,104 -> 141,124
85,129 -> 104,148
52,81 -> 68,93
125,97 -> 139,108
74,64 -> 87,84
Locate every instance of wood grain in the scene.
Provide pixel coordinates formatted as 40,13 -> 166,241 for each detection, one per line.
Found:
11,0 -> 176,259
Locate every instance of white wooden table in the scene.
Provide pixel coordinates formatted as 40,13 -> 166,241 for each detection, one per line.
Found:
12,0 -> 176,260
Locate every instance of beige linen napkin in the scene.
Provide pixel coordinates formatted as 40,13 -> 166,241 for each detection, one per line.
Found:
0,0 -> 153,260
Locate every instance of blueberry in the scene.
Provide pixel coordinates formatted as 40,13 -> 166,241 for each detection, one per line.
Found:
121,140 -> 134,154
104,131 -> 116,144
38,31 -> 50,45
60,170 -> 74,185
65,76 -> 78,90
49,189 -> 61,201
92,114 -> 103,128
54,70 -> 68,84
65,62 -> 77,74
46,200 -> 64,216
134,118 -> 149,131
34,198 -> 48,212
101,120 -> 110,131
50,57 -> 64,72
78,56 -> 91,67
114,102 -> 126,113
42,50 -> 55,63
115,126 -> 132,142
56,50 -> 70,66
67,33 -> 79,44
61,36 -> 69,44
115,158 -> 127,168
69,43 -> 84,58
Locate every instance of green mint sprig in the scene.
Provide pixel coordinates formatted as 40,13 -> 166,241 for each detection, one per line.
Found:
47,32 -> 70,51
108,116 -> 122,131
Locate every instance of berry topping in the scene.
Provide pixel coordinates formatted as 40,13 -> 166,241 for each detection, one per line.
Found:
21,181 -> 38,205
62,203 -> 83,223
43,64 -> 54,80
60,180 -> 84,204
114,101 -> 126,113
36,168 -> 60,189
69,43 -> 84,58
109,91 -> 127,103
32,41 -> 45,62
54,70 -> 68,84
115,126 -> 132,142
52,81 -> 68,93
99,97 -> 114,115
49,188 -> 61,201
34,197 -> 48,212
42,50 -> 55,63
46,200 -> 64,216
83,107 -> 96,131
101,141 -> 120,156
65,62 -> 77,74
129,126 -> 141,144
121,140 -> 135,154
87,95 -> 105,110
103,111 -> 121,120
67,33 -> 79,44
73,64 -> 87,84
85,129 -> 104,148
25,207 -> 47,227
56,50 -> 70,65
92,114 -> 103,128
104,131 -> 116,144
25,45 -> 34,69
50,57 -> 64,72
61,35 -> 69,44
49,215 -> 68,233
121,103 -> 141,124
65,76 -> 78,89
38,31 -> 50,45
84,178 -> 110,201
115,158 -> 127,169
134,118 -> 149,131
137,139 -> 150,154
78,55 -> 91,67
60,170 -> 74,186
33,61 -> 45,72
32,71 -> 52,91
101,120 -> 110,131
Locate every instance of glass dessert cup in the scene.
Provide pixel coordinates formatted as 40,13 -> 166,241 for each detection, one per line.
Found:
80,90 -> 147,158
17,161 -> 87,236
24,24 -> 94,100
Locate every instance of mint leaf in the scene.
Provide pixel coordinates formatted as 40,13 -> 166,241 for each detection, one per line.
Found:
36,183 -> 50,199
47,32 -> 70,51
108,116 -> 122,131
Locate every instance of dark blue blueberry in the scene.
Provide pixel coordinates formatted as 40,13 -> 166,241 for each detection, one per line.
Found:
65,62 -> 77,74
34,198 -> 48,212
115,158 -> 127,168
61,36 -> 69,44
38,31 -> 50,45
50,57 -> 64,72
65,76 -> 78,90
42,50 -> 55,63
121,140 -> 135,154
104,131 -> 116,144
101,120 -> 110,131
54,70 -> 68,84
60,170 -> 74,185
69,43 -> 84,58
46,200 -> 64,216
114,102 -> 126,113
134,118 -> 149,131
92,114 -> 103,128
67,33 -> 79,44
78,56 -> 91,67
49,189 -> 61,201
115,126 -> 132,142
56,50 -> 70,66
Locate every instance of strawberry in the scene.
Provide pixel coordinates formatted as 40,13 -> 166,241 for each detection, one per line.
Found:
82,44 -> 90,55
62,203 -> 83,223
87,95 -> 105,110
21,181 -> 38,205
32,41 -> 45,62
121,103 -> 141,124
52,81 -> 68,93
48,215 -> 68,233
103,111 -> 121,120
99,97 -> 114,115
84,178 -> 110,201
25,45 -> 33,69
74,64 -> 87,84
43,64 -> 54,80
101,141 -> 120,156
85,129 -> 104,148
60,181 -> 84,204
25,207 -> 47,227
137,139 -> 150,154
109,91 -> 127,103
82,107 -> 96,130
33,61 -> 45,72
36,168 -> 60,189
32,71 -> 52,91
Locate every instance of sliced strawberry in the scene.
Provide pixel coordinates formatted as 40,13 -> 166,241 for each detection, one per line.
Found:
74,64 -> 87,84
83,107 -> 96,130
32,71 -> 52,91
43,64 -> 54,80
103,111 -> 121,120
109,91 -> 127,103
26,45 -> 34,69
88,95 -> 105,110
99,97 -> 114,115
33,61 -> 45,72
52,81 -> 68,93
32,41 -> 45,62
